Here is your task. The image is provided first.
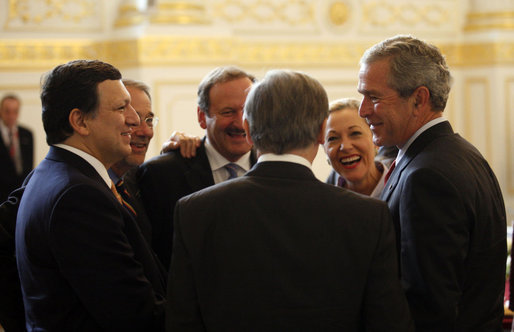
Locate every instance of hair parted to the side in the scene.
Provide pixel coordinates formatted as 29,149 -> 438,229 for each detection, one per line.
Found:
40,59 -> 122,145
244,69 -> 328,154
197,66 -> 256,115
360,35 -> 452,111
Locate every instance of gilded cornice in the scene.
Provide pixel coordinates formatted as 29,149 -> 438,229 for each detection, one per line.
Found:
0,37 -> 513,71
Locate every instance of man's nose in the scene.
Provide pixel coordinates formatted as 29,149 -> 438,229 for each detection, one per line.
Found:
125,104 -> 139,127
358,97 -> 372,118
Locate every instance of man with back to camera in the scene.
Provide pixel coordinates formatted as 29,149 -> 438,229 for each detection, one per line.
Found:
166,69 -> 414,331
137,66 -> 257,270
15,60 -> 166,331
0,94 -> 33,202
358,35 -> 506,331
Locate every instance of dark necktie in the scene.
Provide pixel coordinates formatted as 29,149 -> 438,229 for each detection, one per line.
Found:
115,179 -> 138,217
8,129 -> 15,158
224,163 -> 239,180
384,160 -> 396,184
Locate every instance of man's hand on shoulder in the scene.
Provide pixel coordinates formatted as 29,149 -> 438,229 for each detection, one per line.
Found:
161,131 -> 201,158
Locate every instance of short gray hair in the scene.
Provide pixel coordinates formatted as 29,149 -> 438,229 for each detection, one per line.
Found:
197,66 -> 256,115
244,69 -> 328,154
122,79 -> 151,101
360,35 -> 452,111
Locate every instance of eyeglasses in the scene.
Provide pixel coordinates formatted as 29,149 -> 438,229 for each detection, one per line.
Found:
142,115 -> 159,128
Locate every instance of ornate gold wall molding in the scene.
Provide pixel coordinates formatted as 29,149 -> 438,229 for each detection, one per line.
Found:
150,0 -> 209,25
212,0 -> 314,26
361,1 -> 452,28
465,11 -> 514,31
5,0 -> 101,32
0,37 -> 513,70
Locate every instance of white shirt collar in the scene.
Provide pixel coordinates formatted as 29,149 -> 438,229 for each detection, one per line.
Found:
258,153 -> 312,169
397,117 -> 447,164
204,137 -> 252,172
54,143 -> 112,187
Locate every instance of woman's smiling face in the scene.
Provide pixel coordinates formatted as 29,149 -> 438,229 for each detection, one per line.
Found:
324,107 -> 377,184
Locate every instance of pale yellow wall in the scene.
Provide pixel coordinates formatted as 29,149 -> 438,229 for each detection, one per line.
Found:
1,0 -> 513,220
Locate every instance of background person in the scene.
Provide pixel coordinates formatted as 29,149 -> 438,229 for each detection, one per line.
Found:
0,94 -> 33,202
358,35 -> 507,331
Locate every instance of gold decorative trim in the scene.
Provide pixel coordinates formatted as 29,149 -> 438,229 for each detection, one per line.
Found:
0,38 -> 513,70
464,78 -> 491,162
150,1 -> 208,25
464,11 -> 514,31
328,2 -> 350,26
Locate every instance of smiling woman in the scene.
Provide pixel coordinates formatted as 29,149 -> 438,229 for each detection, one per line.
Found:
323,97 -> 394,198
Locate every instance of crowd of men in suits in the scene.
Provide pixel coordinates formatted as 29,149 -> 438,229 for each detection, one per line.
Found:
0,35 -> 508,331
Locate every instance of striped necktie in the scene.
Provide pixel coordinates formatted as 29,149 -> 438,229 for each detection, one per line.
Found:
115,179 -> 138,217
224,163 -> 239,180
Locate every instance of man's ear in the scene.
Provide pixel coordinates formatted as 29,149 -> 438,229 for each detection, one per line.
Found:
69,108 -> 89,136
412,86 -> 430,115
197,107 -> 207,129
317,119 -> 327,145
243,118 -> 253,146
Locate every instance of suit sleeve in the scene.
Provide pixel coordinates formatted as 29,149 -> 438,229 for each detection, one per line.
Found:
363,203 -> 414,332
399,168 -> 469,331
137,163 -> 175,270
49,184 -> 165,331
166,199 -> 206,332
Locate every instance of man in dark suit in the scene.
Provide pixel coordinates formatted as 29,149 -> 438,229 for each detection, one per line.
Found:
358,35 -> 507,331
138,66 -> 257,270
109,79 -> 157,246
0,94 -> 33,202
15,60 -> 166,331
166,69 -> 414,331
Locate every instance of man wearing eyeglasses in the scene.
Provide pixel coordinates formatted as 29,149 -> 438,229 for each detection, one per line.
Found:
138,66 -> 257,271
109,79 -> 158,246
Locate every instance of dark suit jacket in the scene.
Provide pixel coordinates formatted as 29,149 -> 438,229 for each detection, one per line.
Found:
0,185 -> 27,332
120,167 -> 153,246
381,121 -> 506,332
0,125 -> 33,201
15,146 -> 166,331
137,138 -> 257,270
166,161 -> 414,331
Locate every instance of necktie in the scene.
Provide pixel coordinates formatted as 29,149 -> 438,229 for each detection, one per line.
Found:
384,160 -> 396,184
115,179 -> 138,217
110,181 -> 123,204
224,163 -> 239,180
8,129 -> 22,175
8,129 -> 15,158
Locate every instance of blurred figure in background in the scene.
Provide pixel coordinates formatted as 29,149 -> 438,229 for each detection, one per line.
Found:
0,94 -> 33,202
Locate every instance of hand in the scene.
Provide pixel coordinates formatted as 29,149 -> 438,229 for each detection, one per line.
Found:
161,131 -> 201,158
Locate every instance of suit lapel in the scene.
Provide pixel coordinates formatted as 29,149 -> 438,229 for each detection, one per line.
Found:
381,121 -> 454,202
183,139 -> 215,191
